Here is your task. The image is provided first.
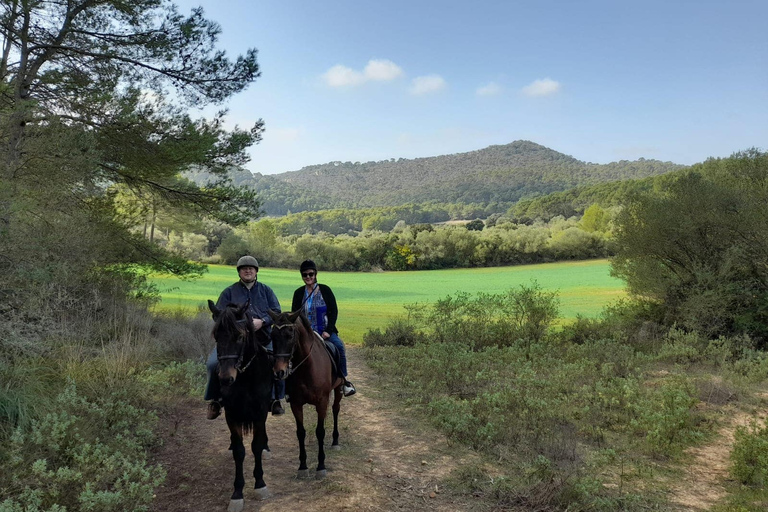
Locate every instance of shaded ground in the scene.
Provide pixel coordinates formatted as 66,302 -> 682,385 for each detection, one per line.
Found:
150,347 -> 487,512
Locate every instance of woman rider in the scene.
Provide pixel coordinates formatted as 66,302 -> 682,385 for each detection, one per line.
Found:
292,260 -> 356,396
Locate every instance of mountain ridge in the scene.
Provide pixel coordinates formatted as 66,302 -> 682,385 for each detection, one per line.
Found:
188,140 -> 685,216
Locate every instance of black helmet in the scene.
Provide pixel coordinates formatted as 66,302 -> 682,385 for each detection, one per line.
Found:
236,255 -> 259,270
299,260 -> 317,273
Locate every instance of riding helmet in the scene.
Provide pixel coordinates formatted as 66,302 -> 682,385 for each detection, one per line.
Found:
299,260 -> 317,272
236,255 -> 259,270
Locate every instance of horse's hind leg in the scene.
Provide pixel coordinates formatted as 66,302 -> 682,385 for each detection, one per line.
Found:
251,419 -> 269,499
331,386 -> 342,449
292,402 -> 310,479
227,422 -> 246,512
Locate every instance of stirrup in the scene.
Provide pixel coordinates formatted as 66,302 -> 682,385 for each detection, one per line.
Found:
342,382 -> 356,397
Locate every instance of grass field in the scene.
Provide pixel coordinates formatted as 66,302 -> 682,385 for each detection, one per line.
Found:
151,259 -> 626,343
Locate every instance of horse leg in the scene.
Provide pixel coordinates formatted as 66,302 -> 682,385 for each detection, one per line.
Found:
315,398 -> 329,479
331,386 -> 342,449
251,419 -> 269,500
292,402 -> 310,479
227,421 -> 246,512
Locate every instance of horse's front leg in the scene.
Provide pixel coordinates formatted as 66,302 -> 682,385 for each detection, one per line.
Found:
292,402 -> 310,479
315,397 -> 329,479
331,386 -> 342,449
251,417 -> 269,500
227,420 -> 246,512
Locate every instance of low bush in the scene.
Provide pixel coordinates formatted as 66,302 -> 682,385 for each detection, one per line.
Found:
0,382 -> 164,512
731,419 -> 768,486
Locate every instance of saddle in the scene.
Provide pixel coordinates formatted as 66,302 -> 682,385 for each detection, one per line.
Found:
313,331 -> 343,380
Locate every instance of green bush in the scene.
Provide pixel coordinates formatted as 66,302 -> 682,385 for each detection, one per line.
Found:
630,378 -> 701,455
362,317 -> 426,347
731,419 -> 768,486
0,382 -> 164,512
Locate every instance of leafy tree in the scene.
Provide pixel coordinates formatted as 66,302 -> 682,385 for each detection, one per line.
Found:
466,219 -> 484,231
0,0 -> 264,323
611,150 -> 768,343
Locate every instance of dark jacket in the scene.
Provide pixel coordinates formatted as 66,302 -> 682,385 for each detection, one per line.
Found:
217,280 -> 281,328
292,283 -> 339,334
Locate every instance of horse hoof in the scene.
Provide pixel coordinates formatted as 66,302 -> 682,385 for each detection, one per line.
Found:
262,448 -> 272,460
330,444 -> 341,451
227,499 -> 244,512
315,469 -> 327,480
297,469 -> 310,479
254,486 -> 269,500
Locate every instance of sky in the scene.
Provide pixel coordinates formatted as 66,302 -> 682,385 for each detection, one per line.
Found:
173,0 -> 768,175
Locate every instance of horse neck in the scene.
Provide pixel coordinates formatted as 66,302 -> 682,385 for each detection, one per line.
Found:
294,320 -> 319,360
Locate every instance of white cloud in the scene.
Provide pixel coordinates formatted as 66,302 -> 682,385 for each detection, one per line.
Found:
323,59 -> 403,88
521,78 -> 561,97
364,59 -> 403,81
409,74 -> 446,95
476,82 -> 501,97
323,64 -> 366,87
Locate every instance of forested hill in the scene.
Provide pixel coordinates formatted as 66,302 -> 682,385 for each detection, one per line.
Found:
189,140 -> 684,215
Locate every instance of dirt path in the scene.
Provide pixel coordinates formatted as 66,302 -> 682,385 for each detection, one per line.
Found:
150,347 -> 486,512
669,397 -> 767,511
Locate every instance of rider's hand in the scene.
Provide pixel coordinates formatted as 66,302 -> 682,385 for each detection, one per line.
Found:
253,318 -> 264,330
322,331 -> 330,339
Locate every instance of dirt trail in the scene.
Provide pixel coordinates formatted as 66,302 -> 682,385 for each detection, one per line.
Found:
669,397 -> 768,511
150,347 -> 484,512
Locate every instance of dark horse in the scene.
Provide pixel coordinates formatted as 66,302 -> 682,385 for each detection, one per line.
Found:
208,300 -> 273,512
268,310 -> 344,479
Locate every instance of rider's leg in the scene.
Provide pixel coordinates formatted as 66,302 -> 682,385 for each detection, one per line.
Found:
205,347 -> 222,418
327,333 -> 355,396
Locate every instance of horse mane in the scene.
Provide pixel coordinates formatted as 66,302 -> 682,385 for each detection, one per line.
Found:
212,303 -> 250,339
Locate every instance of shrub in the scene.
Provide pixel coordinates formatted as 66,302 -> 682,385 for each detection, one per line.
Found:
731,419 -> 768,486
362,317 -> 425,347
0,382 -> 164,512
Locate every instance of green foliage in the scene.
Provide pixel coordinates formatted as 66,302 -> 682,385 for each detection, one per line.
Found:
362,318 -> 426,347
363,291 -> 715,510
630,378 -> 701,455
611,150 -> 768,344
138,361 -> 206,398
731,419 -> 768,486
0,383 -> 164,512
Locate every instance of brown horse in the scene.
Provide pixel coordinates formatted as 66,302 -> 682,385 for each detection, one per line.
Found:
268,310 -> 344,479
209,300 -> 273,512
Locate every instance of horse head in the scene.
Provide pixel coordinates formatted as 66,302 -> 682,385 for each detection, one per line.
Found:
208,300 -> 252,392
268,309 -> 303,380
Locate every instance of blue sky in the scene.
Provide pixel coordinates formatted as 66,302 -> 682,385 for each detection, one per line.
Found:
174,0 -> 767,175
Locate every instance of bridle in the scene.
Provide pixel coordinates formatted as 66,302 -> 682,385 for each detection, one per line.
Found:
272,319 -> 316,376
217,319 -> 261,373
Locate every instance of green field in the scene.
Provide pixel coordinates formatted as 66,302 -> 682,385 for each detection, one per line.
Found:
151,259 -> 626,343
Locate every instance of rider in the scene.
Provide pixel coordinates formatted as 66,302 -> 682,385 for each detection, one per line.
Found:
292,260 -> 356,397
205,255 -> 286,419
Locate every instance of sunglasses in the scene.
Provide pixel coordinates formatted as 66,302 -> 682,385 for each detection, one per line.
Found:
301,272 -> 316,278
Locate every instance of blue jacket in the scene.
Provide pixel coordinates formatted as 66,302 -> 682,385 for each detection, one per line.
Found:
216,280 -> 281,328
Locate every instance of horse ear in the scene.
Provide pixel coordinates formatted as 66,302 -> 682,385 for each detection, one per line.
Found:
268,309 -> 280,322
288,310 -> 302,323
208,300 -> 220,319
236,302 -> 249,316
